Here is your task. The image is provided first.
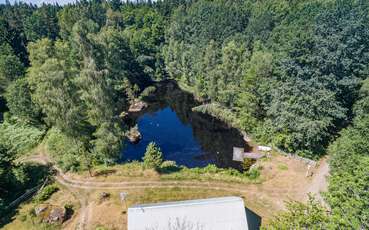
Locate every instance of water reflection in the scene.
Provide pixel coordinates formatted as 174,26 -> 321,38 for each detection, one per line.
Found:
121,81 -> 249,169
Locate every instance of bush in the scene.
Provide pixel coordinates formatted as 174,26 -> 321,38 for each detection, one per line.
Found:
140,86 -> 156,100
159,160 -> 180,173
242,158 -> 256,171
160,160 -> 177,168
246,168 -> 260,180
64,203 -> 74,220
35,184 -> 59,202
46,128 -> 84,172
143,142 -> 163,169
264,196 -> 331,229
0,198 -> 5,217
192,103 -> 240,129
93,167 -> 116,177
0,118 -> 45,154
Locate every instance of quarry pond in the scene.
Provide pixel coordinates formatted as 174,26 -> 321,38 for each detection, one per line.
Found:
121,81 -> 249,169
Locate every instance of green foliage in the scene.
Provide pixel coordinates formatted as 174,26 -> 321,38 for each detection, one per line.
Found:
266,1 -> 369,155
1,2 -> 369,227
0,43 -> 24,95
242,158 -> 255,171
0,118 -> 45,154
265,196 -> 331,229
121,6 -> 166,80
5,78 -> 41,123
0,143 -> 16,195
164,0 -> 369,158
45,128 -> 84,172
35,184 -> 59,202
143,142 -> 163,169
161,163 -> 261,183
91,121 -> 124,164
24,5 -> 60,42
0,198 -> 5,217
245,168 -> 260,180
0,143 -> 49,216
140,86 -> 156,100
237,44 -> 272,131
326,115 -> 369,228
192,104 -> 240,129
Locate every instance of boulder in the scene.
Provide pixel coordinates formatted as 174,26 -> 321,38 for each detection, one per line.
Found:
44,206 -> 66,224
127,126 -> 142,144
128,100 -> 148,113
99,192 -> 110,201
34,205 -> 48,216
257,146 -> 272,152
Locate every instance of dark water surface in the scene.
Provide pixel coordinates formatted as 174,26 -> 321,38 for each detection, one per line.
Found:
122,82 -> 261,229
121,82 -> 249,169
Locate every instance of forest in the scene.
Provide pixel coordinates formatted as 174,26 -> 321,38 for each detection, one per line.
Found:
0,0 -> 368,228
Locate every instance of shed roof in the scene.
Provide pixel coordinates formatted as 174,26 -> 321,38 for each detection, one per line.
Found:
128,196 -> 249,230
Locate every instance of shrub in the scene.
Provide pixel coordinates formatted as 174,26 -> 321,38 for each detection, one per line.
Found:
19,214 -> 27,222
160,160 -> 177,168
0,198 -> 5,217
192,103 -> 240,129
140,86 -> 156,100
46,128 -> 84,172
159,161 -> 180,173
246,168 -> 260,180
94,167 -> 116,177
35,184 -> 59,202
64,203 -> 74,220
0,118 -> 45,154
143,142 -> 163,169
242,158 -> 256,171
202,164 -> 219,173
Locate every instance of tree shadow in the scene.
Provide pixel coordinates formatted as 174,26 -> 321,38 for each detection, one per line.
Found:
157,165 -> 182,174
0,163 -> 51,228
245,207 -> 262,230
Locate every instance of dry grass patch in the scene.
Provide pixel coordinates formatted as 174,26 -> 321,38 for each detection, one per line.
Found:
2,184 -> 79,230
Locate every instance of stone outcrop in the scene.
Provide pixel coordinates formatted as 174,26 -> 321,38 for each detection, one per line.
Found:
127,125 -> 142,143
35,204 -> 66,224
128,100 -> 148,113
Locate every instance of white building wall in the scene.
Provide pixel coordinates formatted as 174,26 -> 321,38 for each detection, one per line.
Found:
128,196 -> 248,230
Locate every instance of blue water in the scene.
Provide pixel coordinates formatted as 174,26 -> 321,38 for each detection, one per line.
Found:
121,82 -> 247,168
122,107 -> 214,167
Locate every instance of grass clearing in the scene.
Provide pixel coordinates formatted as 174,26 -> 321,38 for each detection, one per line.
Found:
277,164 -> 288,171
67,161 -> 262,184
2,183 -> 79,230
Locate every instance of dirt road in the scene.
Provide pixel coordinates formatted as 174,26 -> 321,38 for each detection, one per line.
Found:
24,154 -> 330,229
305,158 -> 330,207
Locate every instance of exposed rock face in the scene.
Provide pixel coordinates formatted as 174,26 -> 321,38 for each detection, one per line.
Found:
45,206 -> 66,224
128,100 -> 148,113
35,205 -> 48,216
127,125 -> 142,143
35,205 -> 66,224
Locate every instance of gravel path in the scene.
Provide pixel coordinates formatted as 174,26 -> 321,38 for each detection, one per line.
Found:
23,154 -> 331,229
306,158 -> 330,207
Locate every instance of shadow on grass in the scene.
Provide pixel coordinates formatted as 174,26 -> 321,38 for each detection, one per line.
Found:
93,168 -> 117,177
157,165 -> 182,174
245,207 -> 262,230
0,163 -> 51,228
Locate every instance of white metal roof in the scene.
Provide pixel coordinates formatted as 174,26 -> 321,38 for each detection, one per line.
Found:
128,196 -> 249,230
